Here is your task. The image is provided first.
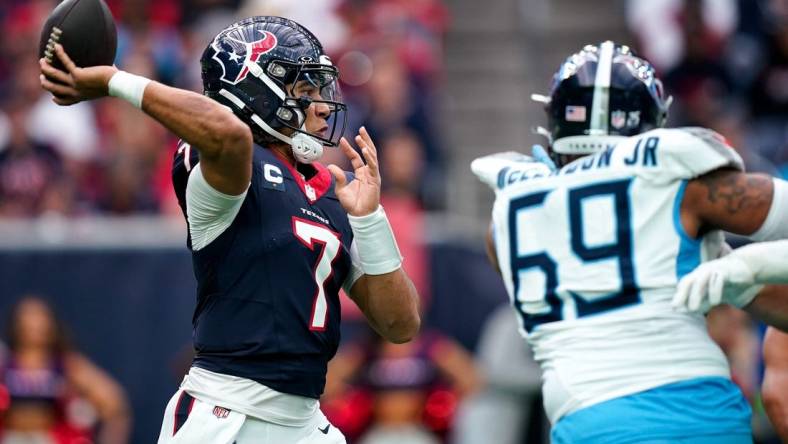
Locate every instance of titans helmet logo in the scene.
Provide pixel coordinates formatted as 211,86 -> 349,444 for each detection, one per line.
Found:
212,30 -> 278,85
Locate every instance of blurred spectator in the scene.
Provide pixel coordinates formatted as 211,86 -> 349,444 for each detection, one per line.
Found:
707,108 -> 781,176
0,0 -> 449,218
450,305 -> 547,444
661,0 -> 735,128
380,129 -> 429,300
324,327 -> 481,443
0,97 -> 63,217
92,100 -> 169,215
743,0 -> 788,175
0,296 -> 130,444
626,0 -> 738,73
338,0 -> 449,79
706,306 -> 760,400
353,48 -> 442,175
628,0 -> 788,179
747,0 -> 788,120
762,327 -> 788,442
238,0 -> 349,53
1,1 -> 56,100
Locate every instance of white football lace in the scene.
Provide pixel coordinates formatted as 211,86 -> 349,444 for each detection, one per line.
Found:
44,27 -> 62,63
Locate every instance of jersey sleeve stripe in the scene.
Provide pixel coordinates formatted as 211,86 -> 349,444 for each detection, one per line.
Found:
672,180 -> 702,279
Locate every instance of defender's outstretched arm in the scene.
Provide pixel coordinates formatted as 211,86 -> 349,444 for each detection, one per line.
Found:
674,169 -> 788,325
681,168 -> 776,237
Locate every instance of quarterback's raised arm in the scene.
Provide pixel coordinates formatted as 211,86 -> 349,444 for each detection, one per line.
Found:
40,44 -> 252,195
348,271 -> 420,343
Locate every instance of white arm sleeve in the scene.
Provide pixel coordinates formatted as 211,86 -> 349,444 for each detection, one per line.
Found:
751,178 -> 788,242
186,163 -> 249,251
342,239 -> 365,294
729,240 -> 788,284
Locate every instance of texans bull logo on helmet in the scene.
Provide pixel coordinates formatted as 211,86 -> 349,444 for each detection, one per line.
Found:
211,30 -> 278,85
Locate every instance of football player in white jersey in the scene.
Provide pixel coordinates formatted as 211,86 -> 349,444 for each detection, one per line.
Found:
472,41 -> 788,443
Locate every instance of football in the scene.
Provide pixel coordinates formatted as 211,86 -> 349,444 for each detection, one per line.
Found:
39,0 -> 117,71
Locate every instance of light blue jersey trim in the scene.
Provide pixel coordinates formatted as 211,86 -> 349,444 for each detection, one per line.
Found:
673,180 -> 701,279
552,377 -> 752,444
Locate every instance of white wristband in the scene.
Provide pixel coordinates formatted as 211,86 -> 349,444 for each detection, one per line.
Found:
108,71 -> 151,109
348,205 -> 403,275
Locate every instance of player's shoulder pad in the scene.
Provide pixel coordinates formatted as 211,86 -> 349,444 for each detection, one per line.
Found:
471,151 -> 551,190
648,127 -> 744,179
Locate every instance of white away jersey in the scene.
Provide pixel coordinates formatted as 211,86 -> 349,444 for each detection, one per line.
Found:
472,128 -> 744,423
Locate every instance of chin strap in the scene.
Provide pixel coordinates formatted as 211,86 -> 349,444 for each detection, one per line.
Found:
218,88 -> 324,164
290,132 -> 323,164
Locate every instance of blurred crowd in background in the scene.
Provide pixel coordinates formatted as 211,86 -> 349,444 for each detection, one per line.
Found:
627,0 -> 788,177
0,0 -> 787,443
0,0 -> 448,219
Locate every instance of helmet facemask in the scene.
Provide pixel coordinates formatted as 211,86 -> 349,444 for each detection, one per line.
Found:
274,60 -> 347,145
240,58 -> 347,163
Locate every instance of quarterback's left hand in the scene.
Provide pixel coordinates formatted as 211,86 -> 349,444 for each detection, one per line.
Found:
672,255 -> 762,313
328,127 -> 381,217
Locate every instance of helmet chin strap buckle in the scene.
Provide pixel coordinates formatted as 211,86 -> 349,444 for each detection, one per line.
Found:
239,98 -> 323,164
291,132 -> 323,164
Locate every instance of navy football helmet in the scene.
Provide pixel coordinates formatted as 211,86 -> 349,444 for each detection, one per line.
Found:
533,41 -> 671,165
201,16 -> 347,163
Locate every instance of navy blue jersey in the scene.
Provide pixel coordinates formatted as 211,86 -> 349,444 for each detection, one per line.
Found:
172,141 -> 356,398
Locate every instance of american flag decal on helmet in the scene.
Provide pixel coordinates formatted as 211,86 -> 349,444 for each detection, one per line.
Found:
565,105 -> 587,122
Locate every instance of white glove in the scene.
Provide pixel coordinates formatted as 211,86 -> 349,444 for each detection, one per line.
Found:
672,254 -> 763,313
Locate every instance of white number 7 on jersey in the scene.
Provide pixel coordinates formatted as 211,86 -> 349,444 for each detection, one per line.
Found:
292,217 -> 341,331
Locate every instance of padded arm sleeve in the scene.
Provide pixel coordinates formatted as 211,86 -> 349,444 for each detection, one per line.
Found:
751,178 -> 788,242
186,163 -> 250,251
731,240 -> 788,284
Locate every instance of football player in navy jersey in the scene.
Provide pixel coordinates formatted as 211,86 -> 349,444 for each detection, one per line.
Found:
39,16 -> 420,443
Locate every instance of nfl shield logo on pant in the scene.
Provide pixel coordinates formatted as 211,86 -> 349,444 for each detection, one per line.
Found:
213,406 -> 231,419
